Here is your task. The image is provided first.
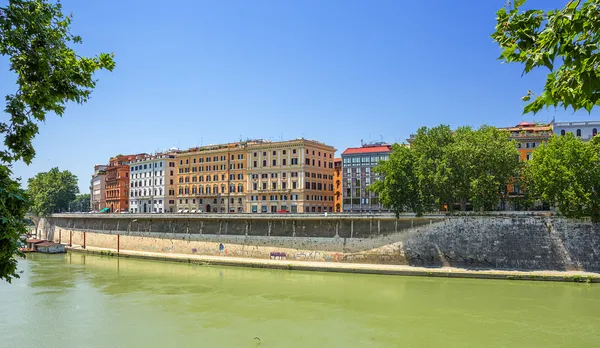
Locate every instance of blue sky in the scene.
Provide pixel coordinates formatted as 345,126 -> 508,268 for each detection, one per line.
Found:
2,0 -> 599,192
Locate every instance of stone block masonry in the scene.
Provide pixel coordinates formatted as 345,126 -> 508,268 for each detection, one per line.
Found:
39,213 -> 600,272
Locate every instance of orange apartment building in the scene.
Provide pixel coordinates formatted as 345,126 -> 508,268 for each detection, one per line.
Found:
334,158 -> 342,212
175,141 -> 254,213
105,154 -> 145,213
246,139 -> 336,213
174,138 -> 337,214
500,121 -> 553,209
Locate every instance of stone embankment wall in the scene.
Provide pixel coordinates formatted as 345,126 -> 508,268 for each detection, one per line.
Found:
39,214 -> 600,272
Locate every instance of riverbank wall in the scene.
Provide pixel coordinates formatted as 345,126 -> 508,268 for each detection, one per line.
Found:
38,213 -> 600,273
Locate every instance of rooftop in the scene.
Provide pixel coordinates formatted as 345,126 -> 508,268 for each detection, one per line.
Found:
500,121 -> 553,132
342,145 -> 392,156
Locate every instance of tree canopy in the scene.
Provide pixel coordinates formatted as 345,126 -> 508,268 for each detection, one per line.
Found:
525,134 -> 600,220
0,166 -> 28,283
369,144 -> 423,217
27,168 -> 79,216
70,193 -> 90,212
492,0 -> 600,114
370,125 -> 520,214
0,0 -> 114,282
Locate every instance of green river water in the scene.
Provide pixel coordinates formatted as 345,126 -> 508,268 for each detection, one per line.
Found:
1,253 -> 599,348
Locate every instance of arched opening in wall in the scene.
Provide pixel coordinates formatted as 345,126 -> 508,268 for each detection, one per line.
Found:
143,203 -> 147,213
577,129 -> 582,137
110,204 -> 114,212
593,128 -> 598,137
560,129 -> 565,136
206,204 -> 211,213
336,203 -> 341,212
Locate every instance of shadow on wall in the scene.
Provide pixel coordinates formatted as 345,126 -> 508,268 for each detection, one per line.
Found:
399,217 -> 600,272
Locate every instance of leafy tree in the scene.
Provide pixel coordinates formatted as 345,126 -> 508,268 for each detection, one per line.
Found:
467,126 -> 520,211
27,168 -> 79,216
492,0 -> 600,114
525,134 -> 600,220
0,166 -> 28,283
0,0 -> 114,282
410,125 -> 454,210
374,125 -> 519,214
70,193 -> 90,212
369,144 -> 424,217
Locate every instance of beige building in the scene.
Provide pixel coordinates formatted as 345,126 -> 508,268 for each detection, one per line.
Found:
245,139 -> 336,213
175,141 -> 257,213
90,165 -> 106,211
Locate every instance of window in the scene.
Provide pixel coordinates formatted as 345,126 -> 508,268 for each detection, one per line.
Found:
263,152 -> 266,156
293,149 -> 297,154
577,129 -> 582,137
273,159 -> 277,166
262,183 -> 267,190
253,161 -> 257,168
283,159 -> 287,166
292,181 -> 297,189
283,150 -> 286,155
272,182 -> 277,190
263,160 -> 267,167
254,152 -> 257,157
291,158 -> 298,165
593,128 -> 598,136
273,151 -> 276,155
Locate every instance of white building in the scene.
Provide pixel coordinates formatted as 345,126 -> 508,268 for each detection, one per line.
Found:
554,121 -> 599,141
129,153 -> 177,213
90,165 -> 106,212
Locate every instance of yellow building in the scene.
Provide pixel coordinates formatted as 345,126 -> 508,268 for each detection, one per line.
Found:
175,141 -> 256,213
245,139 -> 336,214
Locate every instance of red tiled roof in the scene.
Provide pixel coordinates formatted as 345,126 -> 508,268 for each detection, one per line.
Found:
517,121 -> 535,127
342,146 -> 392,155
334,157 -> 341,163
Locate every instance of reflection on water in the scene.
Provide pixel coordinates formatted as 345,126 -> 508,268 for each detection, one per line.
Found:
1,252 -> 599,347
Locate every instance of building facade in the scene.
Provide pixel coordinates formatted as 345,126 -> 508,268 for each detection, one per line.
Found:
553,121 -> 599,141
500,121 -> 553,210
504,121 -> 554,163
246,139 -> 336,214
90,165 -> 106,212
341,144 -> 392,213
129,153 -> 177,213
175,141 -> 253,213
334,158 -> 342,212
105,154 -> 143,213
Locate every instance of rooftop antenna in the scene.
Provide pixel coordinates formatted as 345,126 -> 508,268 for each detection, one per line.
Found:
361,139 -> 364,146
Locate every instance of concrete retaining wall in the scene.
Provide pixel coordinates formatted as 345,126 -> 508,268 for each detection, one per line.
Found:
39,214 -> 600,272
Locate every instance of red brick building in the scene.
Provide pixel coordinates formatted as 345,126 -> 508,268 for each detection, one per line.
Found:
105,154 -> 146,212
